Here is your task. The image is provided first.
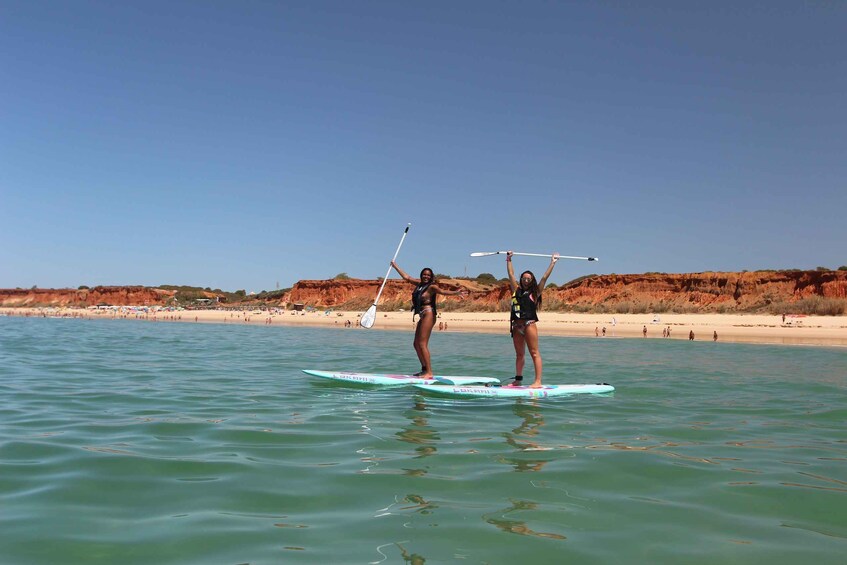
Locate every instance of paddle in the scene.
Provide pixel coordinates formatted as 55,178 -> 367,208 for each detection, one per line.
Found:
361,224 -> 411,328
470,251 -> 599,261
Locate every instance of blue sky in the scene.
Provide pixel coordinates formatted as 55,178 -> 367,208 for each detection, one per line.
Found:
2,1 -> 845,292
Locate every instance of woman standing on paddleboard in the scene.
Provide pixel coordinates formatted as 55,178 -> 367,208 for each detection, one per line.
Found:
391,262 -> 465,378
506,250 -> 559,387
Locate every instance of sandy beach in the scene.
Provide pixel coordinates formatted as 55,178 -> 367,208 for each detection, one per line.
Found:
4,307 -> 846,347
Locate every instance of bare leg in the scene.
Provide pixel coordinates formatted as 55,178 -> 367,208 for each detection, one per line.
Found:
523,323 -> 543,387
414,312 -> 436,377
512,331 -> 526,384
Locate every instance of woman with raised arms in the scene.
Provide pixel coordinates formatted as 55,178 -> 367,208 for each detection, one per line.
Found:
390,262 -> 465,378
506,250 -> 559,387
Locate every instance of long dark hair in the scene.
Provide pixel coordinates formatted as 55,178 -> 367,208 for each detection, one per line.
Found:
519,270 -> 542,309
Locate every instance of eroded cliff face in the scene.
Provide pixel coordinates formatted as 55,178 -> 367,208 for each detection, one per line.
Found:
284,278 -> 491,308
286,279 -> 405,307
0,286 -> 176,307
283,271 -> 847,311
547,271 -> 847,311
2,271 -> 844,311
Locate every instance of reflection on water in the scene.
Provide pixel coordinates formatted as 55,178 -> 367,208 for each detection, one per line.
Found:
498,401 -> 552,472
396,542 -> 427,564
396,398 -> 438,475
483,499 -> 567,540
371,541 -> 428,565
399,493 -> 438,515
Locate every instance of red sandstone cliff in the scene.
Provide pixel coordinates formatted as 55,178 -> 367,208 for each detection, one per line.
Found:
2,271 -> 845,313
548,270 -> 847,312
284,279 -> 485,308
283,271 -> 847,313
0,286 -> 176,307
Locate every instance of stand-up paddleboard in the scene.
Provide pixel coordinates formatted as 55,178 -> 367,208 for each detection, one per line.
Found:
302,369 -> 501,386
413,383 -> 615,398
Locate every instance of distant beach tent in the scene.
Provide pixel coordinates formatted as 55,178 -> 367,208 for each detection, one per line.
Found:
293,303 -> 305,311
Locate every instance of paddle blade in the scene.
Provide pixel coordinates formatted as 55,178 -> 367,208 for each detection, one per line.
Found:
360,304 -> 377,328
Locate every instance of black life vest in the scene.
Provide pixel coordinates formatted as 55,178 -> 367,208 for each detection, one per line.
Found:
412,282 -> 436,316
511,288 -> 538,322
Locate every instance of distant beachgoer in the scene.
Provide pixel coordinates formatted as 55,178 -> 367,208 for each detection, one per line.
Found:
662,327 -> 667,338
391,261 -> 466,377
506,250 -> 559,388
642,325 -> 647,337
602,326 -> 606,337
595,326 -> 599,337
689,330 -> 695,341
438,321 -> 444,331
713,330 -> 718,342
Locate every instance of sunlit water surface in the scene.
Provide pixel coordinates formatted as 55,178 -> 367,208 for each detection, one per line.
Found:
1,317 -> 845,564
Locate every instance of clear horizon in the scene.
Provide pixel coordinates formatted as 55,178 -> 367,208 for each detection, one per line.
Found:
3,2 -> 845,293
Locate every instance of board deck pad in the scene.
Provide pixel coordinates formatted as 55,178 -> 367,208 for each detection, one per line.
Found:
413,383 -> 615,398
302,369 -> 501,386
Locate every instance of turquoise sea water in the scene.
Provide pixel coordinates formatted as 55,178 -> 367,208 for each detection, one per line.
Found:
1,317 -> 845,564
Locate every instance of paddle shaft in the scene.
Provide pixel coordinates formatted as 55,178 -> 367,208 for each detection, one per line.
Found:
471,251 -> 598,261
372,224 -> 410,305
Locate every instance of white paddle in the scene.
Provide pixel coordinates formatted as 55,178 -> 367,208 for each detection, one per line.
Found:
470,251 -> 599,261
361,224 -> 411,328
